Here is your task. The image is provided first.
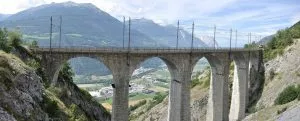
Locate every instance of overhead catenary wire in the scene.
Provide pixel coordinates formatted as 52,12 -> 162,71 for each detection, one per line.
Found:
0,15 -> 268,48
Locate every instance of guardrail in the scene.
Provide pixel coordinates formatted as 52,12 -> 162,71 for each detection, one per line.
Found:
31,46 -> 262,54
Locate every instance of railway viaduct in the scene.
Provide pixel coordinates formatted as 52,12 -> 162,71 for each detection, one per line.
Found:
32,47 -> 263,121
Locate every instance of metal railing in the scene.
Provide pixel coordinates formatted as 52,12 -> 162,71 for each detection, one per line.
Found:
31,46 -> 262,54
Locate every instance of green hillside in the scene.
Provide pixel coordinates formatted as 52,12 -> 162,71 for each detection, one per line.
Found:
264,21 -> 300,60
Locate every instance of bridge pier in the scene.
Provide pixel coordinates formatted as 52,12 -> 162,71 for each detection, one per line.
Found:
180,70 -> 192,121
229,57 -> 249,121
167,56 -> 192,121
157,54 -> 192,121
206,56 -> 230,121
168,76 -> 183,121
111,74 -> 130,121
102,55 -> 132,121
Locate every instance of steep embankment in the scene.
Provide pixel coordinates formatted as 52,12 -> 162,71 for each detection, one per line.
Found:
257,39 -> 300,108
243,39 -> 300,121
0,50 -> 111,121
243,21 -> 300,120
47,63 -> 111,121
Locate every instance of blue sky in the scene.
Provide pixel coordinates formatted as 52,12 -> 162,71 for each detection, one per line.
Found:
0,0 -> 300,46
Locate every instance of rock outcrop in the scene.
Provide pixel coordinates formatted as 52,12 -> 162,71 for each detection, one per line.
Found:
0,50 -> 111,121
0,51 -> 48,121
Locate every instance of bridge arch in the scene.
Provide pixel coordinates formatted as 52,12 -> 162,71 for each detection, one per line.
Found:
131,56 -> 178,80
128,57 -> 175,120
41,54 -> 113,85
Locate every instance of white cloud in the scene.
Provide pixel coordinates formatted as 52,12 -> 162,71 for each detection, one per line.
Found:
0,0 -> 45,14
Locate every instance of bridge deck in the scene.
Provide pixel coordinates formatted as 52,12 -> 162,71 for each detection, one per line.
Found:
31,47 -> 262,54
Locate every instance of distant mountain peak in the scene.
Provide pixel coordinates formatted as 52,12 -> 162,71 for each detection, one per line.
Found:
58,1 -> 98,9
4,1 -> 112,21
132,18 -> 155,23
60,1 -> 77,5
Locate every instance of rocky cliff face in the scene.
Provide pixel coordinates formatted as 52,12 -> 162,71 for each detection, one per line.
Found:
51,69 -> 111,121
0,50 -> 111,121
243,39 -> 300,121
0,51 -> 47,121
256,39 -> 300,108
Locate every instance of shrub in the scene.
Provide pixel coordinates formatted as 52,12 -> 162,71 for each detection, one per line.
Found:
0,28 -> 12,52
69,104 -> 88,121
269,69 -> 276,80
202,76 -> 210,88
146,92 -> 168,111
277,107 -> 287,114
26,58 -> 40,69
129,93 -> 138,97
248,106 -> 257,113
36,67 -> 50,88
41,95 -> 60,117
191,78 -> 200,88
274,85 -> 300,105
263,25 -> 300,61
79,88 -> 93,100
59,62 -> 74,81
129,100 -> 147,111
29,40 -> 38,48
152,92 -> 166,103
8,31 -> 22,49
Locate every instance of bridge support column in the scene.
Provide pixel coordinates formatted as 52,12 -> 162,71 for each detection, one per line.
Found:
206,59 -> 230,121
168,75 -> 183,121
229,61 -> 249,121
107,56 -> 131,121
167,56 -> 192,121
180,70 -> 192,121
111,73 -> 130,121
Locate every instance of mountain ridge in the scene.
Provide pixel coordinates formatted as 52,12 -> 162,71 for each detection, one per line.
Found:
130,18 -> 208,47
0,14 -> 10,21
0,1 -> 157,47
0,2 -> 208,77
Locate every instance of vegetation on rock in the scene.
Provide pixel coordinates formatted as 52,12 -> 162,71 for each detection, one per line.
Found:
130,100 -> 147,111
0,28 -> 111,121
275,85 -> 300,105
147,92 -> 168,111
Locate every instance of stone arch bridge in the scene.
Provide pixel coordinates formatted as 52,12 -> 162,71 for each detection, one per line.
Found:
32,47 -> 263,121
